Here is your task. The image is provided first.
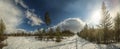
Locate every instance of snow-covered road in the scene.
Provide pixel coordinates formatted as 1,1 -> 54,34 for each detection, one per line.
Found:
3,35 -> 120,49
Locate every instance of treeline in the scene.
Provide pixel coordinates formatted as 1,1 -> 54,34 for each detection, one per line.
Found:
35,27 -> 74,37
4,28 -> 74,37
4,27 -> 74,42
77,2 -> 120,44
4,32 -> 35,36
35,27 -> 74,42
77,24 -> 114,44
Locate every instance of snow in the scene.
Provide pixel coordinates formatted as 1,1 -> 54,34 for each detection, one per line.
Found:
2,35 -> 120,49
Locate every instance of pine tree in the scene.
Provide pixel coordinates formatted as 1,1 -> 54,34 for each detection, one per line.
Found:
83,24 -> 88,39
0,19 -> 6,35
48,28 -> 54,40
44,12 -> 51,28
0,18 -> 7,49
55,27 -> 61,42
114,13 -> 120,41
99,2 -> 112,43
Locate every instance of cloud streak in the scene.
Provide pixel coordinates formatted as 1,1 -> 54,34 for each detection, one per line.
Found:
14,0 -> 43,26
25,10 -> 43,26
14,0 -> 28,8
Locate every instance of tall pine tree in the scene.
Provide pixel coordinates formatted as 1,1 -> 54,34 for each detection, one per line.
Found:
99,2 -> 112,43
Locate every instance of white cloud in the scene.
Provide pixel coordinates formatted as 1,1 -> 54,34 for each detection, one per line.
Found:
0,0 -> 23,33
52,18 -> 85,33
14,0 -> 28,8
25,10 -> 43,26
15,0 -> 43,26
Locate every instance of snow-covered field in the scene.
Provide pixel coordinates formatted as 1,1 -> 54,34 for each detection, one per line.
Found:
3,35 -> 120,49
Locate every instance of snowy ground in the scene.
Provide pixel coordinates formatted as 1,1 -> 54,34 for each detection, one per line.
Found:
2,35 -> 120,49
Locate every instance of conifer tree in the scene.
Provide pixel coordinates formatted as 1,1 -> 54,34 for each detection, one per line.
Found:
44,12 -> 51,28
114,13 -> 120,41
99,2 -> 112,43
0,18 -> 7,49
0,19 -> 6,35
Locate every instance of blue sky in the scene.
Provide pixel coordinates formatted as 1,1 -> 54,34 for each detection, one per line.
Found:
19,0 -> 102,31
0,0 -> 120,33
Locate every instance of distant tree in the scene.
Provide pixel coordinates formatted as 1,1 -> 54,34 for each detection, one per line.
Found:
99,2 -> 112,43
42,29 -> 46,33
49,28 -> 54,34
44,12 -> 51,28
0,18 -> 7,49
55,27 -> 62,42
114,13 -> 120,41
48,28 -> 54,40
56,27 -> 61,34
78,24 -> 89,40
37,28 -> 42,33
96,28 -> 104,43
87,26 -> 95,41
62,30 -> 74,36
82,24 -> 88,39
0,19 -> 6,35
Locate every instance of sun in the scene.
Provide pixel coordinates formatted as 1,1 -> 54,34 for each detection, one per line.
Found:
88,9 -> 101,26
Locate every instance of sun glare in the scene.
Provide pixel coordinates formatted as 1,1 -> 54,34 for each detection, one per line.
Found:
88,9 -> 101,26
